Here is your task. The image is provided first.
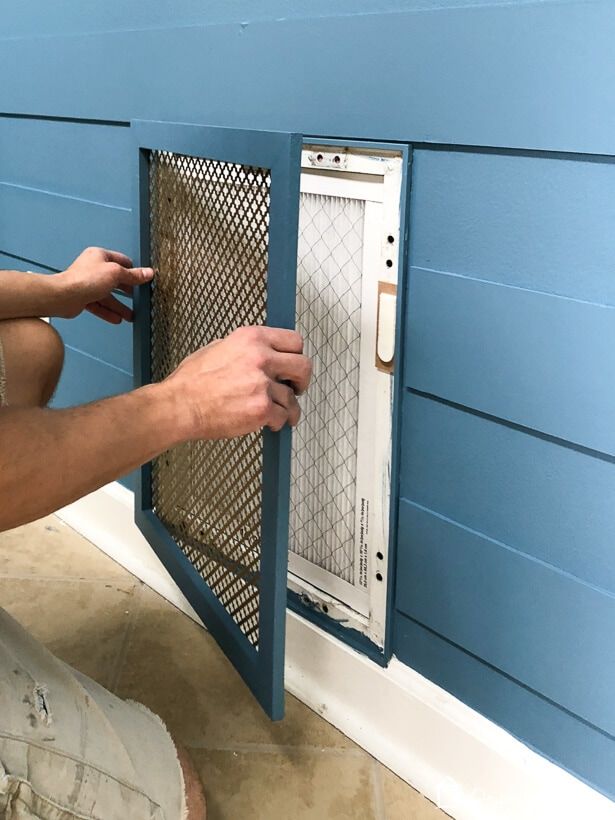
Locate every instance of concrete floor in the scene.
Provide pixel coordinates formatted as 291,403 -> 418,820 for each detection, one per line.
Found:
0,514 -> 449,820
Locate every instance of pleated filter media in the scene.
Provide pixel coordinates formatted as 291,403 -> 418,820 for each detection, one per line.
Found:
290,192 -> 365,586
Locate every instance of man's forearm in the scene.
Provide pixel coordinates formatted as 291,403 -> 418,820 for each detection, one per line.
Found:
0,383 -> 188,530
0,324 -> 312,532
0,269 -> 66,320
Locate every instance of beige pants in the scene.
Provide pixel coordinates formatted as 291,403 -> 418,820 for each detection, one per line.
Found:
0,608 -> 186,819
0,341 -> 186,819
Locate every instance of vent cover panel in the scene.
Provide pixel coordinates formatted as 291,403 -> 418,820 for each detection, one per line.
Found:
290,192 -> 365,584
149,149 -> 271,647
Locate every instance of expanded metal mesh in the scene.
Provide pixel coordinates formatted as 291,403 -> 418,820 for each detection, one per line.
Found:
149,150 -> 271,647
290,193 -> 364,584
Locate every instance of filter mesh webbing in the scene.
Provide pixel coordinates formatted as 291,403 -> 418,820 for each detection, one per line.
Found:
290,193 -> 365,585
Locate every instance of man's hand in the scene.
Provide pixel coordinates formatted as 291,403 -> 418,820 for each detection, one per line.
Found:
0,324 -> 312,530
53,247 -> 154,324
163,326 -> 312,438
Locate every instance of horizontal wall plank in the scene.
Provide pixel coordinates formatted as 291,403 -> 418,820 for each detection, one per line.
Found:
51,308 -> 133,375
52,345 -> 133,409
404,268 -> 615,455
0,2 -> 614,153
0,183 -> 134,272
0,118 -> 132,207
400,393 -> 615,594
393,612 -> 615,798
0,252 -> 57,273
52,346 -> 135,489
409,149 -> 615,305
0,0 -> 519,38
396,500 -> 615,736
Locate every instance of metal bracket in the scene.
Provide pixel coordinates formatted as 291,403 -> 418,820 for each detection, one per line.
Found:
305,147 -> 349,171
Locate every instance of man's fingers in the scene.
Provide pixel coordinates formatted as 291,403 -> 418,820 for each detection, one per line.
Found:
254,327 -> 304,354
101,249 -> 134,268
268,381 -> 301,426
114,265 -> 155,288
86,302 -> 122,325
241,327 -> 311,392
99,294 -> 134,322
265,401 -> 289,433
86,294 -> 133,324
100,261 -> 153,288
267,352 -> 312,395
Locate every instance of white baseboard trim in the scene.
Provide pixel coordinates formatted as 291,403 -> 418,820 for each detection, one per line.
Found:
57,482 -> 615,820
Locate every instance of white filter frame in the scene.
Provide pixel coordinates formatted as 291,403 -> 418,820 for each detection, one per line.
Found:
288,144 -> 404,648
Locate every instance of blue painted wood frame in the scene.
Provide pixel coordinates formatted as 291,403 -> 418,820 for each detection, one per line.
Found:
131,119 -> 302,720
287,138 -> 412,665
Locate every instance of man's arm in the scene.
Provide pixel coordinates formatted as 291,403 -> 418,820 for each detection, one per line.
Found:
0,326 -> 312,532
0,268 -> 66,321
0,247 -> 153,323
0,384 -> 182,528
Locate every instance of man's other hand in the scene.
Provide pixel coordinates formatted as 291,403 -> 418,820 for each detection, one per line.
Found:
54,247 -> 154,324
164,326 -> 313,439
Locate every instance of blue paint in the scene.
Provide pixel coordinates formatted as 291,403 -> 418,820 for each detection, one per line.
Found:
50,343 -> 133,405
0,0 -> 550,39
396,498 -> 615,736
0,117 -> 132,207
131,120 -> 301,720
409,149 -> 615,305
0,183 -> 133,271
397,139 -> 615,796
404,267 -> 615,455
52,312 -> 132,375
394,612 -> 615,800
1,3 -> 615,153
0,252 -> 57,274
0,0 -> 613,795
401,393 -> 615,594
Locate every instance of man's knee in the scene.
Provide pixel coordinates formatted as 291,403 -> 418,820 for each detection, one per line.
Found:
0,318 -> 65,407
38,321 -> 65,402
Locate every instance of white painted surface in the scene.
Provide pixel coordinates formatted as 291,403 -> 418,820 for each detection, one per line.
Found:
289,146 -> 404,646
56,481 -> 615,820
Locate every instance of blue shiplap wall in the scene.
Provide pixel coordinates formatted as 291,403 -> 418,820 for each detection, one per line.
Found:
0,118 -> 135,485
396,146 -> 615,795
1,0 -> 614,799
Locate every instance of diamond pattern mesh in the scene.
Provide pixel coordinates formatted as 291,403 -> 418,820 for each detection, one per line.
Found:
149,150 -> 271,647
290,193 -> 364,584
